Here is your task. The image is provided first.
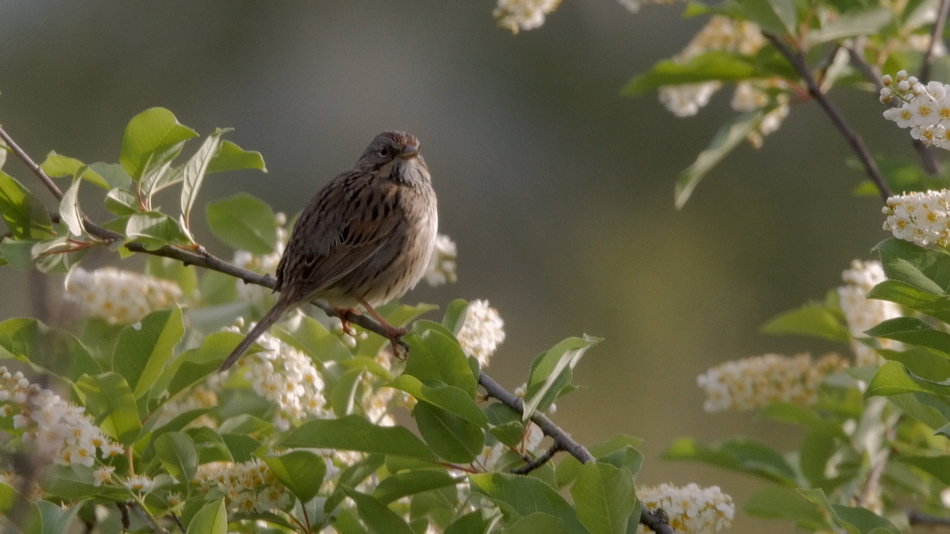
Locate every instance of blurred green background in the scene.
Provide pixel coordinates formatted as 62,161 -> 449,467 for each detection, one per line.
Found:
0,1 -> 915,531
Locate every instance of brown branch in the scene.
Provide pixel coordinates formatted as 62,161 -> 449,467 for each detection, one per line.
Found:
764,32 -> 893,204
906,509 -> 950,527
509,443 -> 563,475
0,126 -> 64,200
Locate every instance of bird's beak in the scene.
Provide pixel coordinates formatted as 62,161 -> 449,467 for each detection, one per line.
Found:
399,143 -> 419,159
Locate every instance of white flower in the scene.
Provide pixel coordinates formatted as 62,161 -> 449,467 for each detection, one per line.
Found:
658,16 -> 769,119
123,475 -> 154,493
637,483 -> 734,533
221,328 -> 328,429
456,300 -> 506,368
659,82 -> 721,117
838,260 -> 903,366
0,367 -> 122,466
882,189 -> 950,246
697,353 -> 846,413
424,234 -> 458,287
193,460 -> 291,514
94,466 -> 115,487
65,267 -> 182,324
882,77 -> 950,149
494,0 -> 561,33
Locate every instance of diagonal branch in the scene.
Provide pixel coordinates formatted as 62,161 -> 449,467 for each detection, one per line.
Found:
764,32 -> 892,204
918,0 -> 950,85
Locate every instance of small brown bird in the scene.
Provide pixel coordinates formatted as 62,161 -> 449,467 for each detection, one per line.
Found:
219,131 -> 438,371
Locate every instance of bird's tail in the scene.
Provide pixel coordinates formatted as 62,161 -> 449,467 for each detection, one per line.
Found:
218,301 -> 291,372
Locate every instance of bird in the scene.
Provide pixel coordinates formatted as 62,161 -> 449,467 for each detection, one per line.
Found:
218,131 -> 438,372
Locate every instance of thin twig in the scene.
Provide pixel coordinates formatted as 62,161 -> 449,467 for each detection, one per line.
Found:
129,500 -> 169,534
906,508 -> 950,526
764,32 -> 893,204
0,126 -> 64,200
919,0 -> 950,85
510,443 -> 563,475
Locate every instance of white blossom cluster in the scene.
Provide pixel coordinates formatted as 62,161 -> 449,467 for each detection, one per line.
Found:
424,234 -> 458,287
881,71 -> 950,149
656,16 -> 789,145
636,483 -> 734,533
838,260 -> 903,366
65,267 -> 182,324
697,353 -> 846,413
0,367 -> 123,466
494,0 -> 561,33
193,459 -> 291,514
456,300 -> 506,368
882,188 -> 950,246
222,328 -> 328,431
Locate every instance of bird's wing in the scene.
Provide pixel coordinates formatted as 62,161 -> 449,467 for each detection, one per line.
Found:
276,170 -> 403,304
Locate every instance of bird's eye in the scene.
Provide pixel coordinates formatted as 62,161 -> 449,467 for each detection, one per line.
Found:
378,146 -> 391,157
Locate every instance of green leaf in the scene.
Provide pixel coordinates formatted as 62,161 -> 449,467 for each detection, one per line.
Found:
221,433 -> 262,463
674,110 -> 766,208
805,8 -> 892,46
760,302 -> 850,342
89,162 -> 133,189
0,170 -> 54,239
112,307 -> 185,399
40,152 -> 110,189
390,375 -> 488,426
104,188 -> 139,216
0,317 -> 101,380
899,455 -> 950,485
405,322 -> 478,397
32,234 -> 85,274
126,211 -> 194,248
344,489 -> 414,534
1,237 -> 35,270
738,0 -> 796,35
151,331 -> 237,407
186,498 -> 228,534
58,177 -> 84,237
663,437 -> 796,484
867,279 -> 950,323
759,403 -> 849,440
120,107 -> 197,182
205,193 -> 278,255
265,450 -> 327,504
155,431 -> 199,482
743,487 -> 827,528
280,415 -> 436,461
206,140 -> 267,173
373,471 -> 461,504
180,129 -> 230,230
442,299 -> 470,334
866,317 -> 950,357
866,361 -> 950,399
875,238 -> 950,294
331,367 -> 365,416
469,473 -> 587,534
187,427 -> 233,463
413,401 -> 485,463
570,462 -> 636,534
444,510 -> 492,534
39,465 -> 99,500
623,52 -> 757,96
505,513 -> 569,533
38,499 -> 84,534
523,335 -> 601,421
557,435 -> 644,488
76,372 -> 142,445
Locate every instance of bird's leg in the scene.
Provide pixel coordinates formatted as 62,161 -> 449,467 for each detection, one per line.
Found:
332,307 -> 358,336
358,298 -> 409,358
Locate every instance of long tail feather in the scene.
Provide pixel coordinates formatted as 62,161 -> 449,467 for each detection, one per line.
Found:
219,301 -> 291,372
